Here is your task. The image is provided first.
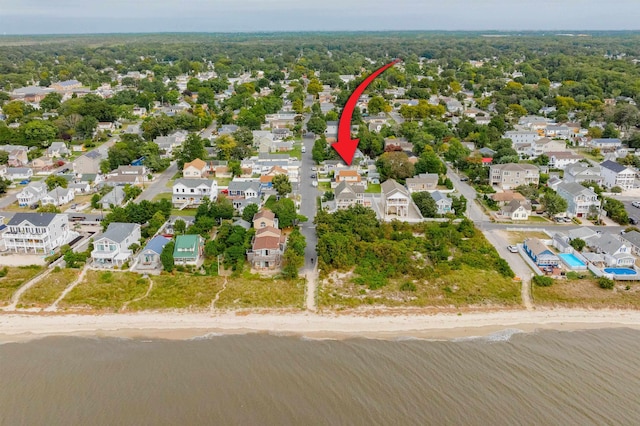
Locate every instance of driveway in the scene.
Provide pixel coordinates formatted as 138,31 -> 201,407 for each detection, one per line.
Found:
136,161 -> 177,202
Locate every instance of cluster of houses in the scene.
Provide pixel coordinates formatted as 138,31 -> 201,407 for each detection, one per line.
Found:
1,206 -> 287,272
521,226 -> 640,278
486,158 -> 639,221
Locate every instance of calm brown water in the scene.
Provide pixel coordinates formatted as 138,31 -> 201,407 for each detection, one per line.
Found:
1,329 -> 640,425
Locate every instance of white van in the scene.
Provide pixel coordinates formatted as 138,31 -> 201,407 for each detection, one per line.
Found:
301,146 -> 306,153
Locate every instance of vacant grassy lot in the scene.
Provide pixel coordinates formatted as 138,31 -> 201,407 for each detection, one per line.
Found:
505,231 -> 550,244
128,274 -> 223,310
19,268 -> 80,308
216,272 -> 305,309
533,277 -> 640,309
0,266 -> 43,306
59,271 -> 149,311
319,266 -> 521,310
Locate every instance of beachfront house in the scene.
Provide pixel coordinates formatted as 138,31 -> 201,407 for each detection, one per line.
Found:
91,223 -> 141,268
137,235 -> 171,270
382,179 -> 410,218
2,213 -> 70,254
523,238 -> 560,267
173,234 -> 204,266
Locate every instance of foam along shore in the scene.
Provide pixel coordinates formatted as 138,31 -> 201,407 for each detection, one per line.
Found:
3,309 -> 640,342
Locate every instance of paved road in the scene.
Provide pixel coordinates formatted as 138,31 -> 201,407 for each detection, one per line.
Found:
136,161 -> 177,202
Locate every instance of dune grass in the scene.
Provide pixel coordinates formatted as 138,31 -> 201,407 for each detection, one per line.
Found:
19,268 -> 80,308
0,266 -> 43,306
319,266 -> 521,310
59,270 -> 149,311
215,271 -> 305,309
533,277 -> 640,309
127,274 -> 224,311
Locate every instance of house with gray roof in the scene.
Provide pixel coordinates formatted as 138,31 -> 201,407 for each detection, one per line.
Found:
172,179 -> 218,208
3,212 -> 70,254
589,234 -> 635,267
46,142 -> 70,158
431,191 -> 453,215
523,238 -> 560,267
335,181 -> 367,210
556,182 -> 600,218
406,173 -> 439,193
91,222 -> 141,268
99,186 -> 126,210
17,181 -> 47,207
600,160 -> 635,190
564,163 -> 602,185
228,180 -> 261,199
73,149 -> 107,174
620,231 -> 640,257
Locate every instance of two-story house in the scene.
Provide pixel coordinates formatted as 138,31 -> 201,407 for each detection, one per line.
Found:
556,182 -> 600,218
3,213 -> 70,254
40,187 -> 75,207
172,179 -> 218,208
563,163 -> 603,185
73,149 -> 106,174
381,179 -> 410,217
228,180 -> 261,199
247,212 -> 286,270
490,163 -> 540,190
600,160 -> 635,190
173,234 -> 204,266
500,199 -> 532,221
590,138 -> 622,151
547,151 -> 584,169
335,181 -> 368,210
46,142 -> 70,158
183,158 -> 208,178
620,231 -> 640,257
99,186 -> 126,210
17,182 -> 47,207
91,222 -> 141,268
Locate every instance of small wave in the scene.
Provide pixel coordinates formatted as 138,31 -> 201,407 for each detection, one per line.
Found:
453,328 -> 525,343
299,335 -> 339,341
189,332 -> 225,340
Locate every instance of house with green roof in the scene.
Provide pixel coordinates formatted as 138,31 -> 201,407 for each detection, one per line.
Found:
173,234 -> 204,266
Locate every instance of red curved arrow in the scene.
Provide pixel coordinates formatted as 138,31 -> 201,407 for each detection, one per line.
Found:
332,58 -> 402,165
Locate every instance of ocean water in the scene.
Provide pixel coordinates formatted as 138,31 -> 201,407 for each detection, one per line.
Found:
2,329 -> 640,425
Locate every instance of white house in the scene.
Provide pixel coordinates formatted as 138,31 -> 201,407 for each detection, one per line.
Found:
40,187 -> 75,207
6,167 -> 33,181
564,163 -> 603,185
589,234 -> 635,267
46,142 -> 70,158
172,179 -> 218,208
600,160 -> 635,190
182,158 -> 207,178
490,163 -> 540,190
17,181 -> 47,207
504,130 -> 539,145
591,138 -> 622,151
547,151 -> 583,169
3,213 -> 70,254
500,200 -> 532,221
91,222 -> 141,268
381,179 -> 410,217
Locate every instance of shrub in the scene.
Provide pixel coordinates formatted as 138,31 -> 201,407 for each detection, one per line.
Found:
533,275 -> 554,287
598,277 -> 615,289
0,267 -> 7,277
400,281 -> 416,292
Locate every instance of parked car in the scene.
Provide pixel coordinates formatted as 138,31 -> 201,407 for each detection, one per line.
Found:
301,146 -> 306,153
312,181 -> 318,187
19,179 -> 30,185
310,174 -> 317,179
632,201 -> 640,208
507,245 -> 518,253
460,177 -> 469,182
631,217 -> 639,225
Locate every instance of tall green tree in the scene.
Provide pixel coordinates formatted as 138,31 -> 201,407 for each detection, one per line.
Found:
177,133 -> 207,169
272,174 -> 292,197
160,241 -> 175,272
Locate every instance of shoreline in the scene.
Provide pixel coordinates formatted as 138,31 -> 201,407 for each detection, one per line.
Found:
3,308 -> 640,343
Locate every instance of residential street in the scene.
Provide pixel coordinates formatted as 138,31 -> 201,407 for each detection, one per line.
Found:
298,137 -> 320,310
136,161 -> 177,202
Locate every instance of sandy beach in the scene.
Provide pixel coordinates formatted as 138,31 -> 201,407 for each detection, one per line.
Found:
2,308 -> 640,342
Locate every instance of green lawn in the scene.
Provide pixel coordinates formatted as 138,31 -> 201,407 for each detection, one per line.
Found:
0,266 -> 44,306
527,215 -> 550,223
59,271 -> 149,311
152,193 -> 171,202
365,184 -> 381,193
19,268 -> 80,308
213,177 -> 232,186
318,181 -> 331,191
171,208 -> 197,217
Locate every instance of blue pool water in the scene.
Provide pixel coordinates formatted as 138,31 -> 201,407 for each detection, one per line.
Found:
558,253 -> 587,269
604,268 -> 637,275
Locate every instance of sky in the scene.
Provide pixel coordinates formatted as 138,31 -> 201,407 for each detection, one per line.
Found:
0,0 -> 639,34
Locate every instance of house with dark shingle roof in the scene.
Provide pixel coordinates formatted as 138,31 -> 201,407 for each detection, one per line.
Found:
3,213 -> 70,253
600,160 -> 635,190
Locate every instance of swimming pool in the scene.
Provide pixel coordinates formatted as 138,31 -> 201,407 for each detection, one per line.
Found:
604,268 -> 637,275
558,253 -> 587,269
